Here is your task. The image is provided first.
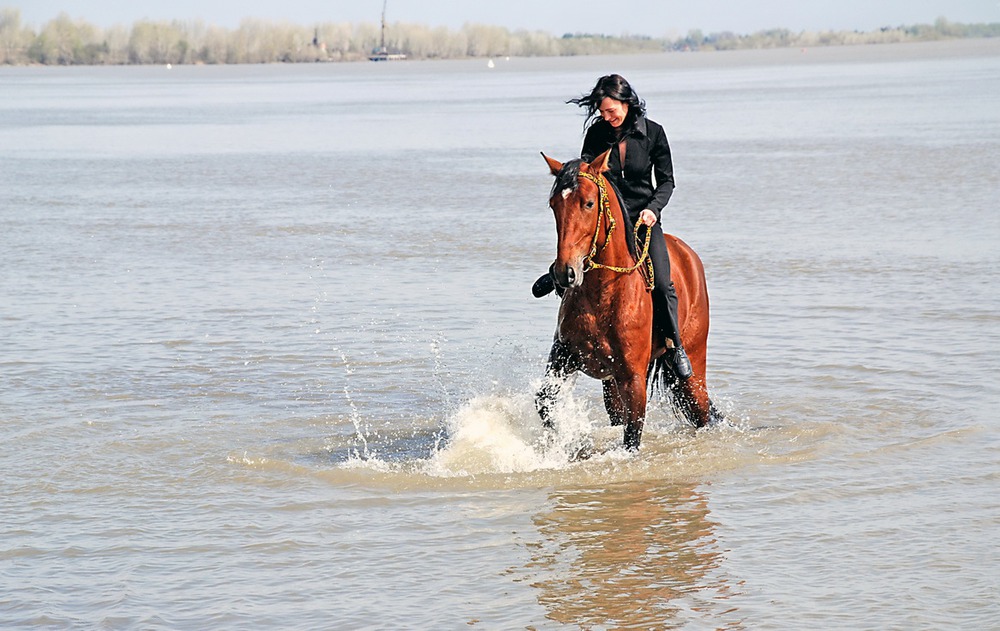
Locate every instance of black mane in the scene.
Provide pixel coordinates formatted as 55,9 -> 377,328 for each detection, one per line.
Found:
550,158 -> 584,198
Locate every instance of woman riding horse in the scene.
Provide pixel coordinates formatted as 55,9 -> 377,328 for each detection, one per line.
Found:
533,74 -> 692,380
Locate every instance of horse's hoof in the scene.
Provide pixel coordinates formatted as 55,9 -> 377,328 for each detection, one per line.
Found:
708,402 -> 725,425
539,426 -> 556,451
568,437 -> 595,461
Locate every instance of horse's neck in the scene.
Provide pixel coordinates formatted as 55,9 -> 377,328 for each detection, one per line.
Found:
566,198 -> 642,317
593,197 -> 636,269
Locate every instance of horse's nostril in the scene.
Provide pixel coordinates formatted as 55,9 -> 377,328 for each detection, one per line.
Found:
567,267 -> 576,284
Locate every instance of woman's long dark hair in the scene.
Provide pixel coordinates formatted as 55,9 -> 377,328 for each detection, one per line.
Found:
568,74 -> 646,131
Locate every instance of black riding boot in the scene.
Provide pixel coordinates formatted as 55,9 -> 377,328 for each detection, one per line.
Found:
532,271 -> 555,298
532,264 -> 564,298
657,282 -> 693,380
669,346 -> 693,380
642,222 -> 692,380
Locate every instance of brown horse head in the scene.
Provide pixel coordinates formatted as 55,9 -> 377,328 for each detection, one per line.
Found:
542,150 -> 613,290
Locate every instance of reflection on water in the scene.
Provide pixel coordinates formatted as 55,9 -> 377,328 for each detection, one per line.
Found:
526,482 -> 744,629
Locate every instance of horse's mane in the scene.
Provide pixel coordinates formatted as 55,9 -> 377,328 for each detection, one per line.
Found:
550,159 -> 584,199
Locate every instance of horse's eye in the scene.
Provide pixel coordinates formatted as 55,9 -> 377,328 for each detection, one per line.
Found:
585,200 -> 595,209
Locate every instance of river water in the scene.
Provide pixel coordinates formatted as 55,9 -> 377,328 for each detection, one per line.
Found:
1,39 -> 998,629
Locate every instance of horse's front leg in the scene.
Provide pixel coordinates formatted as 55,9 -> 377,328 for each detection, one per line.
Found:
535,339 -> 577,429
602,379 -> 626,427
618,372 -> 649,451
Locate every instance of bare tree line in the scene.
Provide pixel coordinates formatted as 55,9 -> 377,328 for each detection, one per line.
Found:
1,8 -> 997,66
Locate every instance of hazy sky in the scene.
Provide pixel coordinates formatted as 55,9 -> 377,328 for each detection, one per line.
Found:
12,0 -> 1000,36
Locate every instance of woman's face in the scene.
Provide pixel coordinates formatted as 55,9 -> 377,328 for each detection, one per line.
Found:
599,97 -> 629,128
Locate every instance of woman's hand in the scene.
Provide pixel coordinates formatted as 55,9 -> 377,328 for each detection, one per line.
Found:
638,209 -> 657,226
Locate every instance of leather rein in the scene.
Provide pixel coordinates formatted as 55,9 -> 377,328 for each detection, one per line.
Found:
577,170 -> 654,290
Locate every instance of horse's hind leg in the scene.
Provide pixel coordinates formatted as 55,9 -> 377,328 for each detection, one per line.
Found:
672,375 -> 713,428
709,399 -> 725,424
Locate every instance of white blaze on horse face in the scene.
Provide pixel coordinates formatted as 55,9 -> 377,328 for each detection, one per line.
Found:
561,187 -> 572,200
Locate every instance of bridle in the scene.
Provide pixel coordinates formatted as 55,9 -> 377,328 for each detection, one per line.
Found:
576,170 -> 654,290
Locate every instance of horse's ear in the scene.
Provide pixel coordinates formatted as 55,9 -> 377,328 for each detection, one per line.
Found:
541,152 -> 563,176
588,149 -> 612,174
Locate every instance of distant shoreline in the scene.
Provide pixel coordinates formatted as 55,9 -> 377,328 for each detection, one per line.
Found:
4,39 -> 998,78
1,7 -> 998,67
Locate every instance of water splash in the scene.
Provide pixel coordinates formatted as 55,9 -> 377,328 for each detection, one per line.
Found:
325,383 -> 836,486
424,393 -> 591,477
429,335 -> 454,410
344,385 -> 369,459
336,348 -> 369,459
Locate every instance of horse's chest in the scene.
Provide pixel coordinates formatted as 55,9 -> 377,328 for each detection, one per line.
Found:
557,292 -> 651,378
556,312 -> 619,377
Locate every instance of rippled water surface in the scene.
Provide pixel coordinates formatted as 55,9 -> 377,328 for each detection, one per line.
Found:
2,40 -> 998,629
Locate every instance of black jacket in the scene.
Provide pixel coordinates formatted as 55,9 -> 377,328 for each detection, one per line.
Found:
580,115 -> 675,222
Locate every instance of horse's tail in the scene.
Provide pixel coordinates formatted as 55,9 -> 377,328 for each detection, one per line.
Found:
647,354 -> 676,400
647,353 -> 724,426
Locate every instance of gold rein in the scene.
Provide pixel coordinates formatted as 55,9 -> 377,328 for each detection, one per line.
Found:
577,171 -> 654,290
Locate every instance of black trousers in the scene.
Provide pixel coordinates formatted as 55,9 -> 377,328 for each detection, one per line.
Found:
640,221 -> 683,347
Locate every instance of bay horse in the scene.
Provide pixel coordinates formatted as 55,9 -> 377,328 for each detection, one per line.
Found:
535,150 -> 718,451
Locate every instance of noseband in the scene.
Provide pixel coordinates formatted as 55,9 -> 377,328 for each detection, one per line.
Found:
576,171 -> 655,290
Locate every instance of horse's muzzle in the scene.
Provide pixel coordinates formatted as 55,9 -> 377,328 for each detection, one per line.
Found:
553,260 -> 585,289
